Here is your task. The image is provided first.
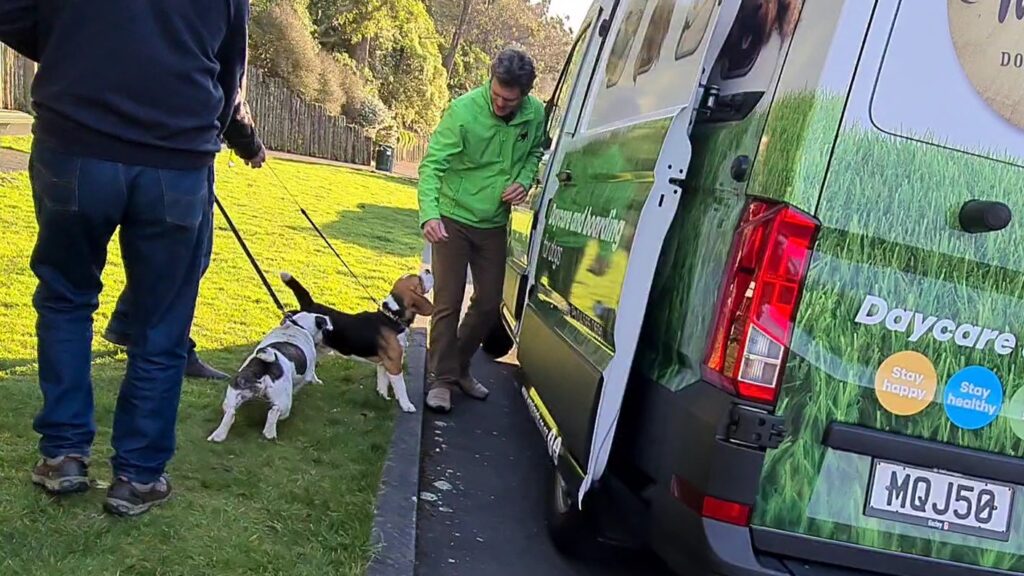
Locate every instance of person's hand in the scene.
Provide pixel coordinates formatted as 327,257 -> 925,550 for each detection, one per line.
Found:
423,219 -> 449,244
245,145 -> 267,169
502,183 -> 528,205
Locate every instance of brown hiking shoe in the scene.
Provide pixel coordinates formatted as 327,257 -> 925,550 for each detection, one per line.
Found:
458,376 -> 489,400
426,387 -> 452,413
32,455 -> 90,495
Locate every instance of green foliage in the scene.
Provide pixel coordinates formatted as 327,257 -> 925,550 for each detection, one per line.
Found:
311,0 -> 449,134
448,43 -> 490,97
251,0 -> 573,133
250,2 -> 321,100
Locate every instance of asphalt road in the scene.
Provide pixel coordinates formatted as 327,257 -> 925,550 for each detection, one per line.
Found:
414,351 -> 672,576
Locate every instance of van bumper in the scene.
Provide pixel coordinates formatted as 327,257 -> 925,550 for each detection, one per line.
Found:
645,380 -> 1017,576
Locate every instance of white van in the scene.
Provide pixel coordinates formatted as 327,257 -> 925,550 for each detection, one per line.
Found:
485,1 -> 1024,574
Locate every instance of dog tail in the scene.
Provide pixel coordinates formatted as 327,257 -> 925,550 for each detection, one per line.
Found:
280,271 -> 315,309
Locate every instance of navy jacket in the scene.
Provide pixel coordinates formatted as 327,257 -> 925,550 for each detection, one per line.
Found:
0,0 -> 262,169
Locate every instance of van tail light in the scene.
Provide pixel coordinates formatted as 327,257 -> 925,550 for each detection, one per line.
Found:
703,200 -> 819,407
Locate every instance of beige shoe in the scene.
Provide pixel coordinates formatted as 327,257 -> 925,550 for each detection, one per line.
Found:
458,377 -> 490,400
426,387 -> 452,413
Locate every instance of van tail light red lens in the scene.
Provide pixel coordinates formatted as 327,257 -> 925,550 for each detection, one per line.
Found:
702,496 -> 753,526
672,475 -> 753,526
704,200 -> 819,407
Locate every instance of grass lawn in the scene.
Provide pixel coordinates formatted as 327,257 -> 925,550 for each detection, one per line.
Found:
0,136 -> 424,575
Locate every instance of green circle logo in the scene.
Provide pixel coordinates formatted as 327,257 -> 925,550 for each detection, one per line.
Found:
1008,386 -> 1024,441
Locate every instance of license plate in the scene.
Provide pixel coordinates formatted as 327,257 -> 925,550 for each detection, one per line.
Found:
865,460 -> 1015,541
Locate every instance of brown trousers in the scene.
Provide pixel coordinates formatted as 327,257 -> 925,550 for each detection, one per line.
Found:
428,217 -> 507,390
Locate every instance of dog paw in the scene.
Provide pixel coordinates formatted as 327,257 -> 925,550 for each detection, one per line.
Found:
400,401 -> 417,414
263,431 -> 278,441
377,386 -> 391,400
207,431 -> 227,443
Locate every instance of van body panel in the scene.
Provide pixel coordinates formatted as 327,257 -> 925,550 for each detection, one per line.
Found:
515,0 -> 743,501
753,0 -> 1024,572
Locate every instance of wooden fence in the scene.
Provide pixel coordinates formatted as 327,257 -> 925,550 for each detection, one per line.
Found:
245,67 -> 374,166
0,45 -> 33,113
396,136 -> 429,165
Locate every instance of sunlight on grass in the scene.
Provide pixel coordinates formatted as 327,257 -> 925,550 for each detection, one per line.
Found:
0,138 -> 423,575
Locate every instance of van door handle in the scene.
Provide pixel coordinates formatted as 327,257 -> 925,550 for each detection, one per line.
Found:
959,200 -> 1012,233
556,170 -> 573,184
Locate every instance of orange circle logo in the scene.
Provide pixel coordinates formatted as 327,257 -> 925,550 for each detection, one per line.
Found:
949,0 -> 1024,129
874,351 -> 938,416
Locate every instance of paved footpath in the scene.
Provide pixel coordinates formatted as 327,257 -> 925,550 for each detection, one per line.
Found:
414,350 -> 672,576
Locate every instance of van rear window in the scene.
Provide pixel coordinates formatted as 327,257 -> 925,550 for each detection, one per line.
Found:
869,2 -> 1024,168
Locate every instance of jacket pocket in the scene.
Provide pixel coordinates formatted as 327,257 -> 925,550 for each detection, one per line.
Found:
160,166 -> 211,228
29,145 -> 81,211
442,176 -> 464,213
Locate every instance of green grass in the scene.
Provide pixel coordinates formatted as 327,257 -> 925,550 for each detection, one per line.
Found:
0,136 -> 423,575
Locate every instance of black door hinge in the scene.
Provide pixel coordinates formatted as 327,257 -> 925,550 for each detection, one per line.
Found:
727,405 -> 786,449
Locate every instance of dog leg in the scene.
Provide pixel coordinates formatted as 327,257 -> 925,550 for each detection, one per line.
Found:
263,406 -> 282,440
376,364 -> 390,400
208,389 -> 246,443
388,371 -> 416,413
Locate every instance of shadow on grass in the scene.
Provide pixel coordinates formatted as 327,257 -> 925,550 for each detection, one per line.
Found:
288,202 -> 422,258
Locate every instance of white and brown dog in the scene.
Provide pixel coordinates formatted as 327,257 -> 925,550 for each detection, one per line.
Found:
280,270 -> 434,413
207,311 -> 332,442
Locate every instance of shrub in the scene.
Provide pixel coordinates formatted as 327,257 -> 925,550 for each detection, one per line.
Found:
250,2 -> 320,100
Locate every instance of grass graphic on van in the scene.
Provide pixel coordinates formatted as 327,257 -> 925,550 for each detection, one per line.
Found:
752,94 -> 1024,572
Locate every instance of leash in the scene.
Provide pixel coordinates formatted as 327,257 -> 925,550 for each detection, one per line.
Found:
212,194 -> 288,314
263,160 -> 380,308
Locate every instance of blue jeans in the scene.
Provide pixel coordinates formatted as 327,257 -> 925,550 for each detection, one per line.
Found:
29,140 -> 213,484
106,197 -> 215,358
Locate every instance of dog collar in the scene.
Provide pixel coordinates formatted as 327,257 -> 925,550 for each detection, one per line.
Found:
380,303 -> 409,333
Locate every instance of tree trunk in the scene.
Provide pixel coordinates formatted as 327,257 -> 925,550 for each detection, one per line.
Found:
443,0 -> 476,77
352,37 -> 371,68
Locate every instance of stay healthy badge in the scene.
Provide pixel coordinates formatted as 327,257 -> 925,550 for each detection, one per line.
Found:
943,365 -> 1004,430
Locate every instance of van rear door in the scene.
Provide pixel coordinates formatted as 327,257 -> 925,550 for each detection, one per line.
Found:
753,1 -> 1024,572
517,0 -> 741,501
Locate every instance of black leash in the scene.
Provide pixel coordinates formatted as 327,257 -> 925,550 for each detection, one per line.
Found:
264,160 -> 380,308
213,194 -> 287,314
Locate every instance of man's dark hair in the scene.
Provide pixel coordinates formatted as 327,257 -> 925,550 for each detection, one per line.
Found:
491,48 -> 537,95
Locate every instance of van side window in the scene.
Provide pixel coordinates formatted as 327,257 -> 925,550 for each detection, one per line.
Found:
605,0 -> 649,89
545,19 -> 596,146
675,0 -> 716,60
632,0 -> 675,81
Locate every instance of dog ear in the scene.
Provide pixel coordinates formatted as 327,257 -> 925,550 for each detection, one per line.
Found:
315,314 -> 333,332
405,291 -> 435,317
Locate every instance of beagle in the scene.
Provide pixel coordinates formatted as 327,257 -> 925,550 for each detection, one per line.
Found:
279,270 -> 434,413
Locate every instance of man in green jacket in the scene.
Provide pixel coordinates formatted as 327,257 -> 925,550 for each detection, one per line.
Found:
419,48 -> 546,413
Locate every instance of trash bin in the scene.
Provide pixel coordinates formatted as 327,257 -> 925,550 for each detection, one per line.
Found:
375,144 -> 395,173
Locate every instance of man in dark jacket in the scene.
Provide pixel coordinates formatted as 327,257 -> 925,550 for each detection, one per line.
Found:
0,0 -> 261,517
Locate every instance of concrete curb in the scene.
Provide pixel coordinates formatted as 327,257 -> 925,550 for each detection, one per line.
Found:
366,327 -> 427,576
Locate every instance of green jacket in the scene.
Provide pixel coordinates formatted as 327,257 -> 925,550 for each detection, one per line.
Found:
418,84 -> 547,229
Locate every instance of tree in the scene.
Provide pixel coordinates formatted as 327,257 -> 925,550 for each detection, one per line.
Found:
442,0 -> 476,76
427,0 -> 573,100
309,0 -> 450,133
